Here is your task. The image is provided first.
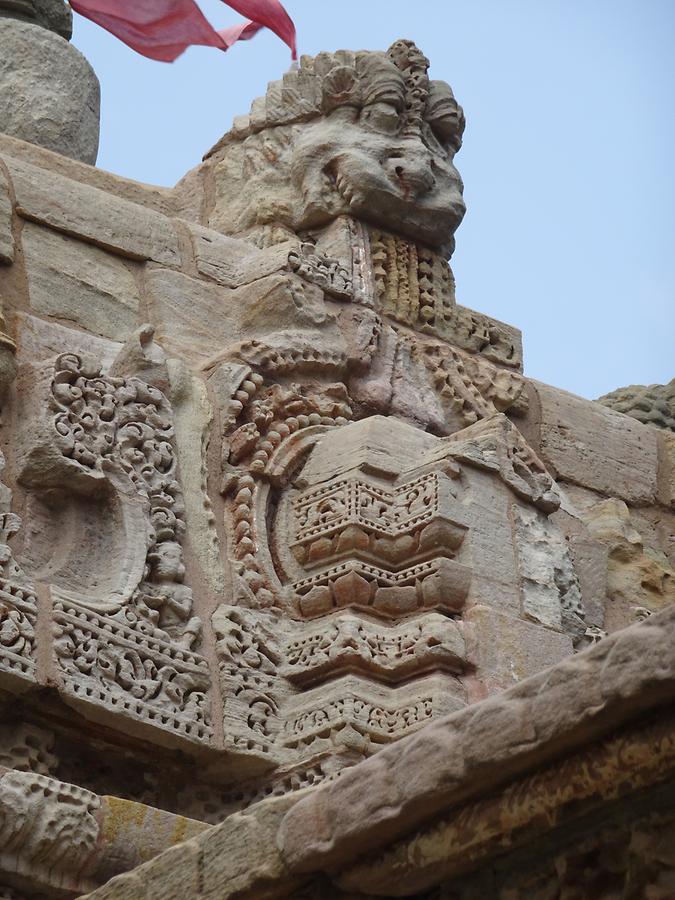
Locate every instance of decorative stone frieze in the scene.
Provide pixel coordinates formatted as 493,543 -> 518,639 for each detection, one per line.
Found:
0,31 -> 671,896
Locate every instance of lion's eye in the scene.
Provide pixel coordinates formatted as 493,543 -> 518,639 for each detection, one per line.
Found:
361,102 -> 400,134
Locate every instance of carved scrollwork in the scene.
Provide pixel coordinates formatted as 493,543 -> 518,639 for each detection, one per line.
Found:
0,473 -> 37,688
53,599 -> 211,742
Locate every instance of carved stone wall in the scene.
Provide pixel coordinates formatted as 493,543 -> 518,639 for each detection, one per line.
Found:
0,35 -> 671,895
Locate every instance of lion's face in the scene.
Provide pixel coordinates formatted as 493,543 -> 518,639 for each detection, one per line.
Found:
289,94 -> 465,253
208,43 -> 466,257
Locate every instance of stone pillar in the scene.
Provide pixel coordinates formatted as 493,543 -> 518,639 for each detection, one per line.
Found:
0,0 -> 100,164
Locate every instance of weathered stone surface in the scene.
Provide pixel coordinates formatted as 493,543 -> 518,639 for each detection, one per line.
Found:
463,605 -> 573,697
337,713 -> 675,895
187,221 -> 299,288
199,793 -> 306,900
4,155 -> 181,264
0,131 -> 175,214
0,0 -> 73,40
21,222 -> 141,340
0,18 -> 99,164
0,167 -> 13,264
15,312 -> 122,370
0,35 -> 669,899
32,0 -> 73,40
568,535 -> 608,627
167,359 -> 225,596
80,792 -> 309,900
145,267 -> 341,367
660,431 -> 675,509
439,805 -> 675,900
279,606 -> 675,875
581,498 -> 674,631
95,796 -> 208,886
531,380 -> 659,503
599,377 -> 675,432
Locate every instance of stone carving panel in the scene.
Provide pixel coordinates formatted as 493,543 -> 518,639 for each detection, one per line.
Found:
0,724 -> 58,776
16,349 -> 212,744
0,502 -> 37,691
213,604 -> 467,769
284,456 -> 470,621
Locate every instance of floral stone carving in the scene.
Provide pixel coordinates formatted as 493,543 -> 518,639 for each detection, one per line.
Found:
16,350 -> 211,745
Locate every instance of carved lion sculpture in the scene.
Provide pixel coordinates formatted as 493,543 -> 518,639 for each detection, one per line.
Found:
205,39 -> 466,257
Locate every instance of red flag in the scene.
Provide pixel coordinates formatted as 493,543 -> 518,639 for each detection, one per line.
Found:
69,0 -> 297,62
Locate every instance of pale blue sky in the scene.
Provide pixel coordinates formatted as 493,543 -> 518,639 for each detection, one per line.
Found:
71,0 -> 674,399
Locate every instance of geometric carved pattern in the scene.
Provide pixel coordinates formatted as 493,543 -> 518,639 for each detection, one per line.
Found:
214,415 -> 474,780
0,576 -> 36,685
282,612 -> 466,686
213,605 -> 467,764
281,423 -> 471,620
13,349 -> 213,745
369,227 -> 522,369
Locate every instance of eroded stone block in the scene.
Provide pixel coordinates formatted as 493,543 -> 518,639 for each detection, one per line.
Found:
5,155 -> 180,265
146,267 -> 340,369
532,381 -> 659,503
0,19 -> 99,164
464,605 -> 574,695
22,222 -> 140,340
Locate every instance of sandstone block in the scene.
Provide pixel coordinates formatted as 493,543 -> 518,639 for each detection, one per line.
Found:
199,793 -> 306,899
15,313 -> 122,370
95,797 -> 208,886
459,468 -> 521,618
5,156 -> 181,265
139,838 -> 201,900
532,381 -> 658,503
146,267 -> 340,368
82,872 -> 147,900
464,605 -> 573,695
187,221 -> 298,288
659,431 -> 675,509
32,0 -> 74,40
569,536 -> 608,627
0,19 -> 99,164
582,498 -> 674,631
0,132 -> 175,215
21,222 -> 140,340
0,167 -> 13,264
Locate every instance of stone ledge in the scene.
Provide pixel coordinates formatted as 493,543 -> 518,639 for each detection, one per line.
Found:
336,709 -> 675,895
278,604 -> 675,874
80,606 -> 675,900
0,768 -> 208,897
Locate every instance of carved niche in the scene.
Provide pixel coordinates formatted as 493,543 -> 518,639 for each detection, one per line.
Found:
15,346 -> 211,745
215,414 -> 471,775
211,321 -> 586,787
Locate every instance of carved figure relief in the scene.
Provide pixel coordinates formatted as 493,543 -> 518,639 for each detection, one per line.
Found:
16,348 -> 212,744
0,33 -> 615,830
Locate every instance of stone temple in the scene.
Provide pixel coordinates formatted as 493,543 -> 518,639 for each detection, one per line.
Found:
0,4 -> 673,899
